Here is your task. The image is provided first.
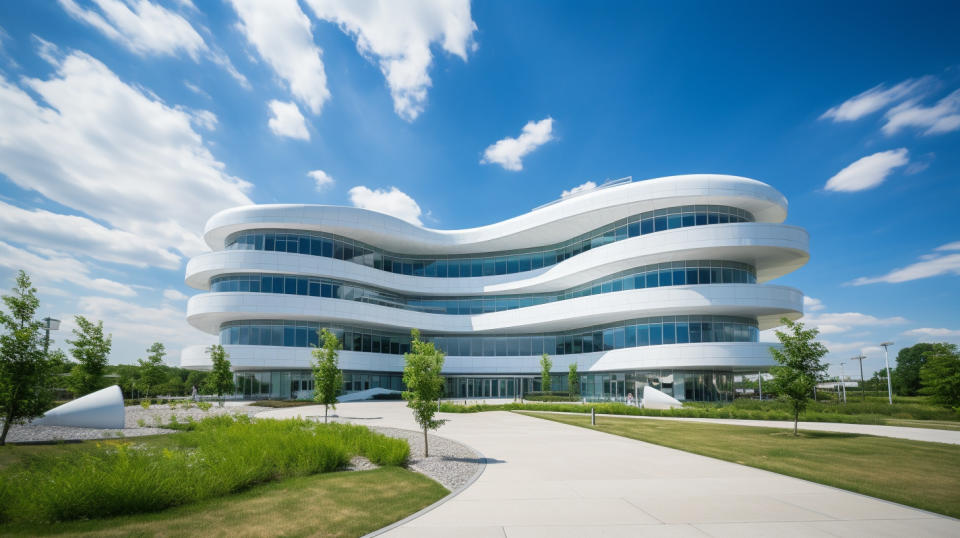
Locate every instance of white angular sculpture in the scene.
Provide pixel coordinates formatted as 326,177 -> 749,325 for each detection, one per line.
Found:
641,385 -> 683,410
35,385 -> 125,428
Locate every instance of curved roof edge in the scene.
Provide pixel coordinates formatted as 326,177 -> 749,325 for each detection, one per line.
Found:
202,174 -> 789,255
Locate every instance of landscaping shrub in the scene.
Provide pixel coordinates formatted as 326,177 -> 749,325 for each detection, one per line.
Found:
0,416 -> 408,524
249,400 -> 317,408
522,391 -> 580,402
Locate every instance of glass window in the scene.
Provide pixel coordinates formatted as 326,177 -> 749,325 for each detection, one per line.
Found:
663,322 -> 676,345
649,323 -> 662,346
637,324 -> 649,346
676,322 -> 689,343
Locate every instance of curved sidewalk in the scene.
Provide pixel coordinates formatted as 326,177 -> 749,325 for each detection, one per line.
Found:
258,402 -> 960,537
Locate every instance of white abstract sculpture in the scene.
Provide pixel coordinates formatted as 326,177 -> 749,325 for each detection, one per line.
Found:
35,385 -> 125,428
641,385 -> 683,410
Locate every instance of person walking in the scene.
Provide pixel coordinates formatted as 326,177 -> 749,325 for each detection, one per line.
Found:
191,384 -> 199,402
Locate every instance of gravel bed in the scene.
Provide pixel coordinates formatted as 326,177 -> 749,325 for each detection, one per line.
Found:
368,426 -> 484,492
3,404 -> 262,443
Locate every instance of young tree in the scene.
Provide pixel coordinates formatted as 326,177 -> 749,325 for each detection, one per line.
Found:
402,329 -> 446,457
204,344 -> 235,407
0,271 -> 54,445
540,353 -> 553,392
568,362 -> 580,396
768,318 -> 828,435
66,315 -> 112,397
893,343 -> 936,396
919,343 -> 960,408
312,329 -> 343,423
137,342 -> 167,399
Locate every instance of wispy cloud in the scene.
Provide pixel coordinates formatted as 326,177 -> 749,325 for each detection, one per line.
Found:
824,148 -> 908,192
308,170 -> 334,191
0,241 -> 136,297
58,0 -> 249,87
850,241 -> 960,285
267,100 -> 310,140
481,117 -> 554,171
821,77 -> 932,122
348,186 -> 423,226
561,181 -> 596,199
229,0 -> 329,114
303,0 -> 477,121
883,89 -> 960,136
0,44 -> 253,260
903,327 -> 960,339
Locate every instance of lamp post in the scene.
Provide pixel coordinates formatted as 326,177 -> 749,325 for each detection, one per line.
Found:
42,317 -> 60,354
880,341 -> 894,405
850,354 -> 867,401
839,362 -> 847,404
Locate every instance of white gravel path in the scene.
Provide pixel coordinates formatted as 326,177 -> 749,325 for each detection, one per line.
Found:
367,426 -> 484,492
3,403 -> 261,443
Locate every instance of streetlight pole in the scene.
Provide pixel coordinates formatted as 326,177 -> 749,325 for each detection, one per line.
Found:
42,317 -> 60,355
839,362 -> 847,404
880,342 -> 894,405
850,354 -> 867,401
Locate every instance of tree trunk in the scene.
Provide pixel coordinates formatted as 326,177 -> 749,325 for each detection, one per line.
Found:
324,405 -> 328,424
793,411 -> 799,436
0,411 -> 13,446
423,426 -> 429,458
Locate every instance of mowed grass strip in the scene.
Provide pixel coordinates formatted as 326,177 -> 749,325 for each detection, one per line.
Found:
519,411 -> 960,519
2,467 -> 448,537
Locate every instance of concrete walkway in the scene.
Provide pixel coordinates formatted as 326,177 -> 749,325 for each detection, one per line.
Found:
257,402 -> 960,537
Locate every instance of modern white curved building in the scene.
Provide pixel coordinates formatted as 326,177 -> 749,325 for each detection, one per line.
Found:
182,174 -> 808,401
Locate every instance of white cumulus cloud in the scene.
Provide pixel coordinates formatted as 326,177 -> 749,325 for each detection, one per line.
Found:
304,0 -> 477,121
481,117 -> 554,171
230,0 -> 329,115
308,169 -> 334,190
348,186 -> 423,226
58,0 -> 249,86
851,241 -> 960,285
824,148 -> 909,192
561,181 -> 596,199
0,45 -> 253,259
883,89 -> 960,136
803,296 -> 825,312
821,77 -> 931,122
267,100 -> 310,140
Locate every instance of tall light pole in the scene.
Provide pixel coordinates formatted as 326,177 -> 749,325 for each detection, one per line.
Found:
850,354 -> 867,401
839,362 -> 847,404
880,341 -> 894,405
42,317 -> 60,354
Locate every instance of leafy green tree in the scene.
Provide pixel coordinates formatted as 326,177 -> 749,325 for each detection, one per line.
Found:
66,315 -> 112,397
893,343 -> 936,396
312,329 -> 343,423
568,362 -> 579,396
919,343 -> 960,408
204,344 -> 235,407
768,318 -> 828,436
0,271 -> 54,445
137,342 -> 167,399
540,353 -> 553,392
402,329 -> 446,457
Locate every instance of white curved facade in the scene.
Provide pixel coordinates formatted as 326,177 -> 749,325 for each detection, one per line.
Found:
184,174 -> 808,401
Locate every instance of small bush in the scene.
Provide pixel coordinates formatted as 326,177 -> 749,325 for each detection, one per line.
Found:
0,416 -> 408,524
140,400 -> 150,410
196,401 -> 212,411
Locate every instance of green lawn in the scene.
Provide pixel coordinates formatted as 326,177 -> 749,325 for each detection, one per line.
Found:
1,467 -> 447,537
520,411 -> 960,519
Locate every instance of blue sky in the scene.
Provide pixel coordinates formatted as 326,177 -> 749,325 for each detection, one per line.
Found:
0,1 -> 958,378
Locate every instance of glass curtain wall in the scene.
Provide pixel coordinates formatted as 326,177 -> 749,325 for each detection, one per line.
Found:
209,261 -> 756,315
224,205 -> 755,278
